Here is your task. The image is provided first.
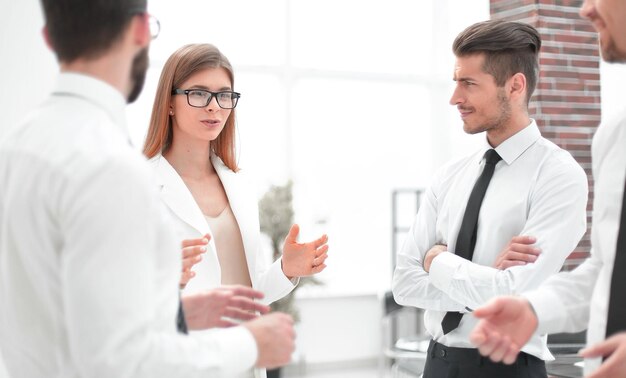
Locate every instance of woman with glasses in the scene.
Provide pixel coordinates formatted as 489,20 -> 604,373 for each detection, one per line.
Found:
142,44 -> 328,361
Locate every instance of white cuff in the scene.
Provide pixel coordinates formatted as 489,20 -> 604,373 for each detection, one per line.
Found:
429,251 -> 463,293
276,256 -> 300,286
196,326 -> 258,375
257,258 -> 298,305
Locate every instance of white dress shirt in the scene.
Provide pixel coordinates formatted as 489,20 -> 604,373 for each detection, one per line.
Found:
525,108 -> 626,374
0,72 -> 257,378
392,121 -> 588,360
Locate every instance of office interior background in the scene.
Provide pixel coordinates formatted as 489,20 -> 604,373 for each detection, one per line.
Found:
2,0 -> 626,377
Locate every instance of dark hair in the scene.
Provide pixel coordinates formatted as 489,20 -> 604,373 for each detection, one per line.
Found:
453,20 -> 541,105
40,0 -> 147,63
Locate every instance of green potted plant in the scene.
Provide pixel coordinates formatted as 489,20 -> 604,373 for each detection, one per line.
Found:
258,181 -> 323,377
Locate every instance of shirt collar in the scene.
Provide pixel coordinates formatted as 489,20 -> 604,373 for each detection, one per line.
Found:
481,119 -> 541,165
52,72 -> 129,138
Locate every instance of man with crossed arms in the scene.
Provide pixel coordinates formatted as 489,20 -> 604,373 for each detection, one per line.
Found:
393,20 -> 588,378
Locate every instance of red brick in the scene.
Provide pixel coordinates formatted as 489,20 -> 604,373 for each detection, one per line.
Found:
493,0 -> 596,257
571,59 -> 600,68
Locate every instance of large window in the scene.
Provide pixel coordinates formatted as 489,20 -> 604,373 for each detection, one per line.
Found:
125,0 -> 490,296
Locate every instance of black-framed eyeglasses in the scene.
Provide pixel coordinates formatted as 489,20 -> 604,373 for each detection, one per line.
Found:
128,8 -> 160,40
172,89 -> 241,109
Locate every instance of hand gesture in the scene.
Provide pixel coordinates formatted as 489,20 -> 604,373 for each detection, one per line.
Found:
180,234 -> 210,288
243,312 -> 295,369
580,332 -> 626,378
281,224 -> 329,279
470,296 -> 538,364
493,236 -> 541,270
182,285 -> 270,330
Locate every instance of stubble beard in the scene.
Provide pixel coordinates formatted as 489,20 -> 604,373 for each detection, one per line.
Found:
464,89 -> 512,136
127,47 -> 149,104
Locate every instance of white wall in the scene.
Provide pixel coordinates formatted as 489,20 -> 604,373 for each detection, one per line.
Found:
0,1 -> 56,141
0,4 -> 53,377
294,294 -> 382,366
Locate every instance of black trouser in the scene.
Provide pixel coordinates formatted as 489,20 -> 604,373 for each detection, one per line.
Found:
422,340 -> 547,378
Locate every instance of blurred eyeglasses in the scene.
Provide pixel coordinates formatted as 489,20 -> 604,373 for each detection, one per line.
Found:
128,8 -> 160,40
148,15 -> 160,40
172,89 -> 241,109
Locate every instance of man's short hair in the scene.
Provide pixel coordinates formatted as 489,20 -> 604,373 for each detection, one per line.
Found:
40,0 -> 147,63
453,20 -> 541,104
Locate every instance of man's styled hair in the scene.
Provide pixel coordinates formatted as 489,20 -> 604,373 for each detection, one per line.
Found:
40,0 -> 147,63
453,20 -> 541,104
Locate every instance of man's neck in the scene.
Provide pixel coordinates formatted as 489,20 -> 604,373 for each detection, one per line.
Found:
487,113 -> 531,148
60,51 -> 131,100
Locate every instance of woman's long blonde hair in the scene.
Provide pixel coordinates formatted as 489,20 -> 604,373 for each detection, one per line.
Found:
143,43 -> 239,171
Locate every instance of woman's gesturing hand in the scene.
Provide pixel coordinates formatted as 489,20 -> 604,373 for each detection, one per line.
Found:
281,224 -> 329,279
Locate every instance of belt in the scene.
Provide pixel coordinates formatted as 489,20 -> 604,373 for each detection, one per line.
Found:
427,340 -> 541,366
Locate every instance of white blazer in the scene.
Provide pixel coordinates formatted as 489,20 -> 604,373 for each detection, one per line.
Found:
149,154 -> 297,305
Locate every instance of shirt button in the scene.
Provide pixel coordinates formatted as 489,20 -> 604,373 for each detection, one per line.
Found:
439,349 -> 447,358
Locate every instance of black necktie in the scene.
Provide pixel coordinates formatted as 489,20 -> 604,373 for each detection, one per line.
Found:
606,174 -> 626,339
441,149 -> 502,335
177,297 -> 188,334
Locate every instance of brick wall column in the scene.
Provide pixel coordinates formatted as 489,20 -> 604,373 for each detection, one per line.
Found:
490,0 -> 600,263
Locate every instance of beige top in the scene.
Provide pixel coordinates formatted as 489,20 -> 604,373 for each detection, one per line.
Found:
205,205 -> 255,378
204,205 -> 252,287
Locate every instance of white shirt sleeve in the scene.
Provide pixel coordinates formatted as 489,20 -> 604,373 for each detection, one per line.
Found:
427,155 -> 588,311
60,156 -> 257,378
392,172 -> 467,312
255,256 -> 299,306
524,251 -> 600,335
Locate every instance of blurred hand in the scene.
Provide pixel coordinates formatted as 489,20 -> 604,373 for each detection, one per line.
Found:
470,296 -> 537,364
180,234 -> 209,288
580,332 -> 626,378
182,285 -> 269,330
424,244 -> 447,272
243,312 -> 295,369
281,224 -> 329,279
493,236 -> 540,270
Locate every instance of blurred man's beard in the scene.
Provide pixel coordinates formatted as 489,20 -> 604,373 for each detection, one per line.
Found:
598,33 -> 626,63
127,48 -> 149,104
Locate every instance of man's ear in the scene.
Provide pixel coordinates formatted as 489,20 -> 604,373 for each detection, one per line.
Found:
508,72 -> 527,102
42,26 -> 55,51
131,13 -> 151,48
